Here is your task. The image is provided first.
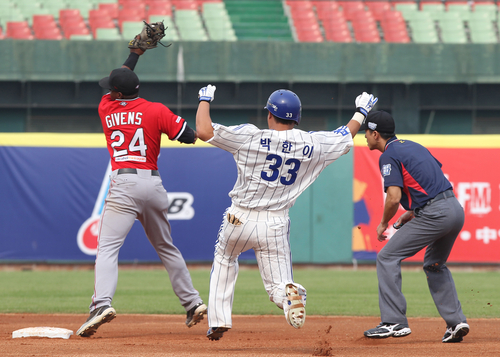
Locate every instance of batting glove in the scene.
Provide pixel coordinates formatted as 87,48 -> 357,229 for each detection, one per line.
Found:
355,92 -> 378,117
199,84 -> 216,103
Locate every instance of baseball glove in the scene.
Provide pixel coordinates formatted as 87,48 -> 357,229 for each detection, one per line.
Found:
128,21 -> 169,51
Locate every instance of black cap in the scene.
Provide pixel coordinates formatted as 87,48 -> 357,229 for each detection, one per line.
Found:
99,68 -> 140,95
360,110 -> 395,134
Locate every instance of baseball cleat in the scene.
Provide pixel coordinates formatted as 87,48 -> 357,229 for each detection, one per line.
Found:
185,302 -> 207,327
364,323 -> 411,338
77,305 -> 116,337
207,327 -> 229,341
442,322 -> 469,343
284,283 -> 306,329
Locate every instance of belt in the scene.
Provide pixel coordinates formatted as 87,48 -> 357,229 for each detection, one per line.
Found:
414,189 -> 454,214
117,168 -> 160,176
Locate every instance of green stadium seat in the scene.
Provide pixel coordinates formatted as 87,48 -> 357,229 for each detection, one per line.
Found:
95,27 -> 122,40
437,11 -> 467,43
66,0 -> 96,18
412,29 -> 439,43
469,30 -> 497,44
447,3 -> 471,21
175,10 -> 208,41
121,21 -> 143,39
420,2 -> 445,21
69,34 -> 94,40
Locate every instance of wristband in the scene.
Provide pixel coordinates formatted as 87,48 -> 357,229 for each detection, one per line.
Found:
351,112 -> 365,125
123,52 -> 140,71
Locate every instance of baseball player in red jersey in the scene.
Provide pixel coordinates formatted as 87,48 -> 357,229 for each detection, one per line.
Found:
196,84 -> 378,341
76,48 -> 207,337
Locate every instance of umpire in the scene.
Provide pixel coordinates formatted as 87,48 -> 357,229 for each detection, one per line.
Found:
361,111 -> 469,343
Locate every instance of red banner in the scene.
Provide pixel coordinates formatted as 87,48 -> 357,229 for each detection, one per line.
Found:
353,136 -> 500,263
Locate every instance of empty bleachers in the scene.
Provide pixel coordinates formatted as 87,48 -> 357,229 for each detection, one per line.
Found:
0,0 -> 498,44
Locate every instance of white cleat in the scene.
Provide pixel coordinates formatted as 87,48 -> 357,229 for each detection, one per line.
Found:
284,283 -> 306,329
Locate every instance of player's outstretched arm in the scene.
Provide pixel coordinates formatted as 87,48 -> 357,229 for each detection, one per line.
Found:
196,85 -> 216,142
346,92 -> 378,138
121,48 -> 145,71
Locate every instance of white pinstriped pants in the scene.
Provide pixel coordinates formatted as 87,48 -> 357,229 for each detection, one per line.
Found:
208,205 -> 301,328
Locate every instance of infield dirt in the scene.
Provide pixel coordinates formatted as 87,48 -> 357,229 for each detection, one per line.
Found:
1,314 -> 499,357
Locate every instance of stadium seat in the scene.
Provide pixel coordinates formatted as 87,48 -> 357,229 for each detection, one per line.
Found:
96,27 -> 123,40
365,1 -> 392,21
351,12 -> 381,43
0,26 -> 3,40
69,34 -> 93,40
296,29 -> 324,42
99,3 -> 119,20
63,24 -> 91,39
202,2 -> 236,41
313,0 -> 340,21
380,10 -> 409,42
6,21 -> 34,40
383,28 -> 411,43
175,9 -> 208,40
172,0 -> 198,10
420,1 -> 445,21
121,21 -> 144,38
446,1 -> 471,21
118,8 -> 144,30
324,28 -> 352,42
147,1 -> 173,18
35,26 -> 63,40
339,1 -> 365,21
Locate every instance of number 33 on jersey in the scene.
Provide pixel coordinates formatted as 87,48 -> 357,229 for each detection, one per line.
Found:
209,123 -> 353,210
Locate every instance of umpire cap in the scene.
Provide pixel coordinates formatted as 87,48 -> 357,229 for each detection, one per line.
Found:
99,68 -> 140,95
360,110 -> 395,134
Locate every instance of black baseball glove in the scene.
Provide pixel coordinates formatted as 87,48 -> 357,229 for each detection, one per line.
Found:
128,21 -> 169,51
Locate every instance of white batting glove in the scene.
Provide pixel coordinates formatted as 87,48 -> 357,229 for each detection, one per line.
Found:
198,84 -> 216,102
355,92 -> 378,117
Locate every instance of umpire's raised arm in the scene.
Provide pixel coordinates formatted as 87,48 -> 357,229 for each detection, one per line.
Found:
196,84 -> 217,142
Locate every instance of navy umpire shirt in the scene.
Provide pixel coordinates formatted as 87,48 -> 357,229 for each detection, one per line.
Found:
379,136 -> 452,210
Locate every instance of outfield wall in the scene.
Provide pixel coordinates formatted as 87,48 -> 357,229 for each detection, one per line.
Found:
1,133 -> 499,264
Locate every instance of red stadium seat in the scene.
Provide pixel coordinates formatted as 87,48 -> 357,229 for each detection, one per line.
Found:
32,15 -> 57,32
63,24 -> 91,39
354,28 -> 381,42
338,1 -> 365,21
383,28 -> 410,43
118,9 -> 145,30
99,3 -> 119,20
6,21 -> 34,40
90,19 -> 116,37
365,1 -> 392,21
171,0 -> 198,10
0,26 -> 4,39
286,0 -> 314,11
297,30 -> 324,42
324,28 -> 352,42
35,27 -> 63,40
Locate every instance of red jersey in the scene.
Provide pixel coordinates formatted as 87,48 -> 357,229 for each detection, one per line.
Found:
99,94 -> 186,170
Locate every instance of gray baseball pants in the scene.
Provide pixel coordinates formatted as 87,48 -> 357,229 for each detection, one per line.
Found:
376,195 -> 467,327
90,169 -> 202,312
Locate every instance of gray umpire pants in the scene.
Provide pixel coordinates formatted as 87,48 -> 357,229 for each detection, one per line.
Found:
376,195 -> 467,328
90,169 -> 202,312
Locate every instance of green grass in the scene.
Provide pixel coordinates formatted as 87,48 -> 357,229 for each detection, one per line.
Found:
0,267 -> 498,318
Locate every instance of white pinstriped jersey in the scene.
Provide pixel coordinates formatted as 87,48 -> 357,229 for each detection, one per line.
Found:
207,123 -> 353,211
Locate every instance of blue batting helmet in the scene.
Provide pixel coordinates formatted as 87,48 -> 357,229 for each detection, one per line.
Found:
264,89 -> 302,124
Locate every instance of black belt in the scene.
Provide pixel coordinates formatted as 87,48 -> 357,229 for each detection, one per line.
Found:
117,168 -> 160,176
414,189 -> 454,214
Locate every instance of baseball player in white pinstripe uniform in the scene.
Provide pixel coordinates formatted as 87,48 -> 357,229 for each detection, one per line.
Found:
196,85 -> 378,341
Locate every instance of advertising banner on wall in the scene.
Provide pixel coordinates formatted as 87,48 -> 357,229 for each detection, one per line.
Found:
0,134 -> 243,262
352,135 -> 500,263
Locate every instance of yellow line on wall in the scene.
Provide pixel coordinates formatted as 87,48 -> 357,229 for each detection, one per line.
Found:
0,133 -> 213,148
354,135 -> 500,148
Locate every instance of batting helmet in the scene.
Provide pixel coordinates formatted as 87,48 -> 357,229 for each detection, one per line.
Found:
264,90 -> 302,124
